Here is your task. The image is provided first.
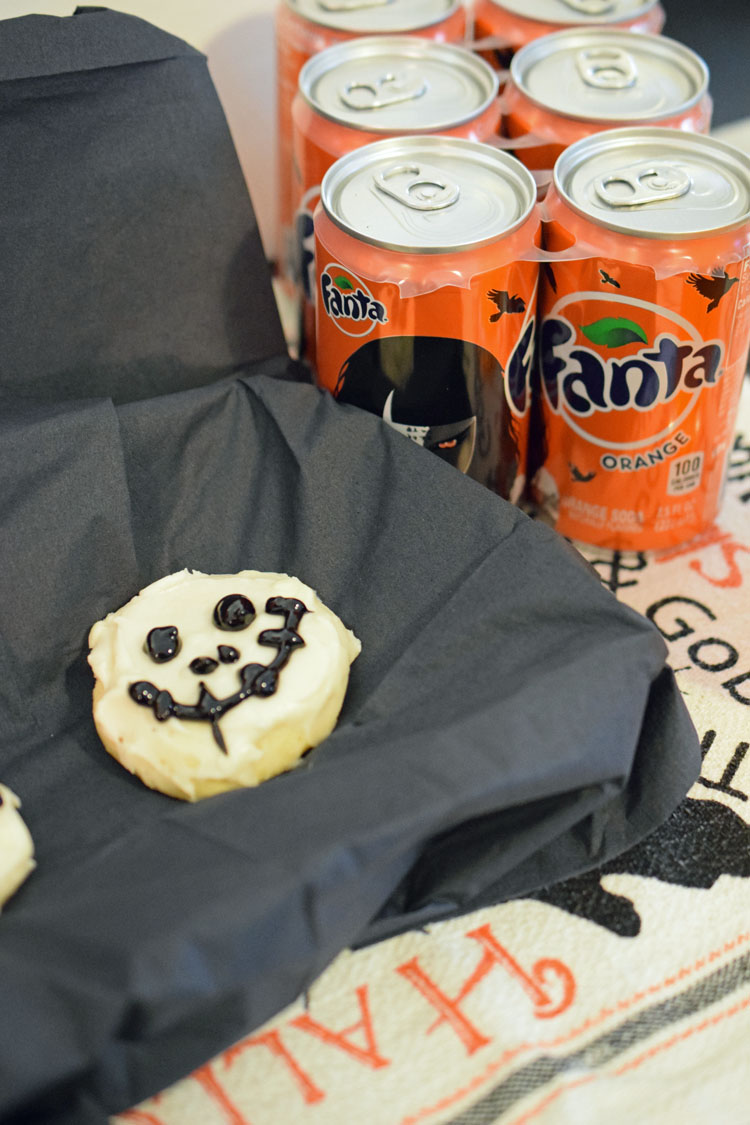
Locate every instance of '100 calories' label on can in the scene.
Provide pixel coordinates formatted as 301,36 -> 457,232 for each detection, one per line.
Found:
534,127 -> 750,550
314,136 -> 540,503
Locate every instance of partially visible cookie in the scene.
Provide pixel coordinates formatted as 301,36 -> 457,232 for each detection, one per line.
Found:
0,784 -> 35,909
88,569 -> 361,801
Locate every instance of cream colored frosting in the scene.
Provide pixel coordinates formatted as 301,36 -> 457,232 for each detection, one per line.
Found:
0,783 -> 35,909
88,569 -> 361,801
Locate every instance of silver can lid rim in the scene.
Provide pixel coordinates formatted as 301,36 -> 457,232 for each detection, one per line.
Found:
484,0 -> 661,27
298,36 -> 499,132
553,127 -> 750,239
320,134 -> 538,253
508,28 -> 709,123
282,0 -> 463,34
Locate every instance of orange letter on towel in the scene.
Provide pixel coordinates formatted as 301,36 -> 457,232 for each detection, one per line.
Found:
223,1030 -> 325,1105
690,537 -> 750,588
397,925 -> 575,1055
291,985 -> 390,1069
191,1063 -> 251,1124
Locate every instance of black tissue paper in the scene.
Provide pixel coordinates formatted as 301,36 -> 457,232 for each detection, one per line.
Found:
0,7 -> 289,407
0,374 -> 699,1123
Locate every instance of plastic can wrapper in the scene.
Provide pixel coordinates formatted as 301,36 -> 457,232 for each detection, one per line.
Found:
311,127 -> 750,552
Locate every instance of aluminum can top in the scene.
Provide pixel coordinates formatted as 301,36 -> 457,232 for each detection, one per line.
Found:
299,36 -> 498,133
485,0 -> 660,24
509,29 -> 708,123
553,127 -> 750,239
320,135 -> 537,252
282,0 -> 462,34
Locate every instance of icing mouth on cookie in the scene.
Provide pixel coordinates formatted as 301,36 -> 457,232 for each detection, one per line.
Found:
88,570 -> 361,801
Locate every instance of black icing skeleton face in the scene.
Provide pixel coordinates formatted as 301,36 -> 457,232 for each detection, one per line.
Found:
130,592 -> 307,753
88,569 -> 362,802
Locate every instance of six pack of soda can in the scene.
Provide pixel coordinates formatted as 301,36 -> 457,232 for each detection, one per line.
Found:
274,0 -> 750,553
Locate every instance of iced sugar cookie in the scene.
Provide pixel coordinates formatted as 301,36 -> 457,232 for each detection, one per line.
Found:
88,569 -> 361,801
0,784 -> 35,909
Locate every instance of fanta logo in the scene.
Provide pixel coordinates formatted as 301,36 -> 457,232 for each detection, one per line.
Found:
542,318 -> 722,415
540,293 -> 725,451
320,265 -> 387,338
506,317 -> 536,417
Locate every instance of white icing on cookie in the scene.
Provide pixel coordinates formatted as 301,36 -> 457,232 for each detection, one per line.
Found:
0,784 -> 35,909
88,570 -> 361,801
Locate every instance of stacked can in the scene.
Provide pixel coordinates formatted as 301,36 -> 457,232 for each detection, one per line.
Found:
275,0 -> 467,285
314,136 -> 540,502
472,0 -> 664,72
533,127 -> 750,550
503,29 -> 711,171
292,37 -> 501,369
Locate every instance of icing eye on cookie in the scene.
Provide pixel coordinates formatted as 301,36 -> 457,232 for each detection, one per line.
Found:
213,594 -> 255,631
146,625 -> 180,662
87,569 -> 361,802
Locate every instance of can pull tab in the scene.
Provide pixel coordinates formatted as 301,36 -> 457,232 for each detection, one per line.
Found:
374,162 -> 460,211
317,0 -> 393,9
340,72 -> 428,111
560,0 -> 616,14
577,47 -> 638,90
595,164 -> 693,208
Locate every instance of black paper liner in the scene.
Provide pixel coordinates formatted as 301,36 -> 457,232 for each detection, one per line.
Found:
0,374 -> 700,1123
0,7 -> 289,407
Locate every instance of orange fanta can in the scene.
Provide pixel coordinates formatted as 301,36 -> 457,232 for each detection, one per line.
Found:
275,0 -> 467,283
471,0 -> 664,72
534,127 -> 750,550
314,136 -> 540,502
503,29 -> 711,172
293,36 -> 500,369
